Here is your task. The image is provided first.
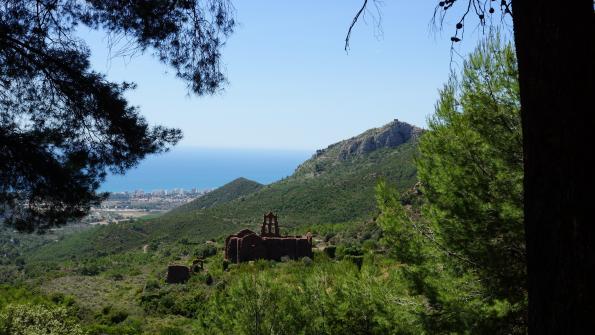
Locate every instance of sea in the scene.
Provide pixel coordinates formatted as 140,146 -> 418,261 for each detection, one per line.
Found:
100,147 -> 312,192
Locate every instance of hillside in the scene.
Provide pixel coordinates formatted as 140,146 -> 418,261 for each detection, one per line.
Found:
152,119 -> 420,234
294,119 -> 422,177
171,177 -> 263,213
15,118 -> 423,334
27,119 -> 420,261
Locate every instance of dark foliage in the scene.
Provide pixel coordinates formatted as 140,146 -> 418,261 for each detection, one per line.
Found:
0,0 -> 235,231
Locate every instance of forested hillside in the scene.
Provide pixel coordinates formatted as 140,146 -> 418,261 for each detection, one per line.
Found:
25,120 -> 419,262
170,178 -> 263,213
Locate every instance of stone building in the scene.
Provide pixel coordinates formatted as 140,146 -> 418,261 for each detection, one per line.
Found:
166,257 -> 204,284
224,212 -> 313,263
166,264 -> 190,284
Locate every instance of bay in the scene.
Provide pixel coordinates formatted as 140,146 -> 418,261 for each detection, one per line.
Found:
100,147 -> 312,192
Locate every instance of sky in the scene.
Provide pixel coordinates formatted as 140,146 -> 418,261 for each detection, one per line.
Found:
82,1 -> 510,151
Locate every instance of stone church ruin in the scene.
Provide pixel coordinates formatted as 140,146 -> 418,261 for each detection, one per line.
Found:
224,212 -> 313,263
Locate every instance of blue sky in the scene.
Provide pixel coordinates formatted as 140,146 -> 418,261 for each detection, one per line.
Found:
82,1 -> 510,151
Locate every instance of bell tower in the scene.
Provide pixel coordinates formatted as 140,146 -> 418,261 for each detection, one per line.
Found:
261,211 -> 280,237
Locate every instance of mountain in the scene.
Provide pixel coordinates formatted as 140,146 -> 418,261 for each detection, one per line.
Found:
294,119 -> 422,177
27,119 -> 421,261
171,177 -> 263,213
165,118 -> 420,226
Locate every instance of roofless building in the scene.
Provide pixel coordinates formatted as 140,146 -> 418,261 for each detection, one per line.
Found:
224,212 -> 313,263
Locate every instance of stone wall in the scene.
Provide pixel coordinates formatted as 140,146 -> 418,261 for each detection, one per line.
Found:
166,265 -> 190,284
224,229 -> 312,263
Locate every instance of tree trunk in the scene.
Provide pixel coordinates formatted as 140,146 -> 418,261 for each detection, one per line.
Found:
512,1 -> 595,333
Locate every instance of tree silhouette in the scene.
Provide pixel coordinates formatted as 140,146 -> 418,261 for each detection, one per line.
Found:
348,0 -> 594,332
511,2 -> 594,333
0,0 -> 235,232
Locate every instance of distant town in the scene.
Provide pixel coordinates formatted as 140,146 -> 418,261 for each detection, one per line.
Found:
85,188 -> 212,225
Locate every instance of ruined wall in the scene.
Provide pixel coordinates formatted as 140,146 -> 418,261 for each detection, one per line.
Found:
166,265 -> 190,284
224,230 -> 313,263
238,233 -> 267,262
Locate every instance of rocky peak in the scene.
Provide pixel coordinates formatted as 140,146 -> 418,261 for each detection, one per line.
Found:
294,119 -> 423,177
317,119 -> 423,160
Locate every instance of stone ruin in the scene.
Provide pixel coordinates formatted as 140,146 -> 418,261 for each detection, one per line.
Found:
166,257 -> 204,284
166,213 -> 313,282
166,264 -> 190,284
224,212 -> 313,263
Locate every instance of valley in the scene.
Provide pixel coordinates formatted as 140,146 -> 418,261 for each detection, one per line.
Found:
1,119 -> 423,334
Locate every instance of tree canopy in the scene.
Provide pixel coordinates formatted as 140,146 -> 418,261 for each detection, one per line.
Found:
0,0 -> 235,231
377,35 -> 526,333
417,35 -> 524,299
0,303 -> 85,335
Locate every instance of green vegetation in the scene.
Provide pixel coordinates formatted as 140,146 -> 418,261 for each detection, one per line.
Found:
170,178 -> 263,213
376,36 -> 526,333
26,128 -> 418,262
0,35 -> 526,335
162,142 -> 417,231
2,117 -> 419,334
0,285 -> 84,335
0,304 -> 85,335
0,224 -> 92,283
188,254 -> 424,334
418,35 -> 525,304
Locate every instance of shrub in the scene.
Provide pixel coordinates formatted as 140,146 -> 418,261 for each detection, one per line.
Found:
337,245 -> 363,258
110,273 -> 124,281
159,327 -> 186,335
78,263 -> 105,276
344,255 -> 364,270
324,246 -> 336,258
0,304 -> 85,335
109,310 -> 128,324
145,279 -> 161,292
14,258 -> 25,268
324,232 -> 335,242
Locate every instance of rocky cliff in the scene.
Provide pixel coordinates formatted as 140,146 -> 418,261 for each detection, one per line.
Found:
294,119 -> 423,177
